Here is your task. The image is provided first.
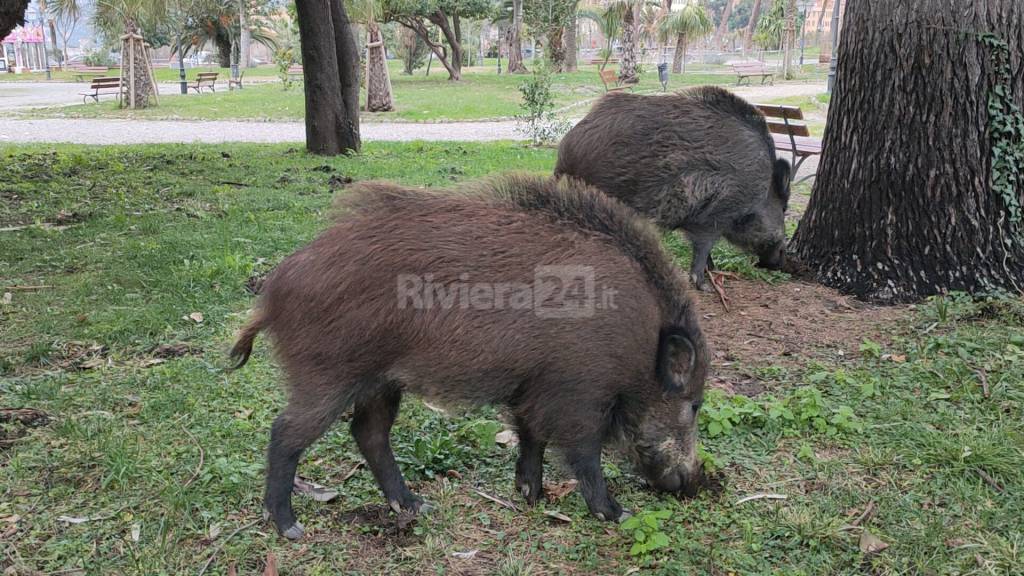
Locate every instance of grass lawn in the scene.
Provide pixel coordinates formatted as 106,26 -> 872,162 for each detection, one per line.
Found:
2,143 -> 1020,574
25,62 -> 773,123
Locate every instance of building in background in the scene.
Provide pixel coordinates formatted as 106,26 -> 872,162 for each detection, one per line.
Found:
802,0 -> 845,62
1,24 -> 46,72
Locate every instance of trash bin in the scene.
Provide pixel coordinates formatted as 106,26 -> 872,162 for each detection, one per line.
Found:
657,63 -> 669,92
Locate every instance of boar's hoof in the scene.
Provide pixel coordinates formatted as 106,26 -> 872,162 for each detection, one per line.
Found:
281,522 -> 305,540
517,481 -> 540,506
417,501 -> 436,515
389,496 -> 430,514
617,510 -> 633,523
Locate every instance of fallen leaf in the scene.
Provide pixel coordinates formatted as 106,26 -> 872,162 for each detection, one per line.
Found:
495,429 -> 519,446
451,549 -> 478,560
543,480 -> 578,501
264,551 -> 278,576
293,476 -> 339,502
208,523 -> 222,540
79,357 -> 107,370
0,515 -> 20,524
130,522 -> 141,542
57,515 -> 90,524
859,530 -> 889,554
140,358 -> 166,367
234,408 -> 253,420
544,510 -> 572,523
152,343 -> 196,358
1,292 -> 11,305
890,354 -> 906,363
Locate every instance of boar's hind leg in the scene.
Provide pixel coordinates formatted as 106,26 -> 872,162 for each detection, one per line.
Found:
566,441 -> 626,522
351,388 -> 423,514
514,418 -> 547,506
265,395 -> 347,539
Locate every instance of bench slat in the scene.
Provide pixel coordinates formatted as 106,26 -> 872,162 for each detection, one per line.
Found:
765,119 -> 811,137
772,134 -> 821,155
755,103 -> 804,120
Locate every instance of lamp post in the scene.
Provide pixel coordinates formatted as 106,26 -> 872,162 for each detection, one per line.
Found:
827,0 -> 842,93
176,35 -> 187,94
797,0 -> 813,66
35,5 -> 52,80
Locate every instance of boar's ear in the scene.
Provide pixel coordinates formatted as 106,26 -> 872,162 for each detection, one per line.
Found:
657,327 -> 699,393
772,159 -> 792,203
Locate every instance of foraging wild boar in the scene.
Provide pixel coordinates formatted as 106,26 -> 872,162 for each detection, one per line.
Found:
230,174 -> 709,539
554,86 -> 792,290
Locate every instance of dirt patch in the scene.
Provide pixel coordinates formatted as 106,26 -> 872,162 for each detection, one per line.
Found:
0,408 -> 50,449
151,342 -> 200,359
694,277 -> 913,394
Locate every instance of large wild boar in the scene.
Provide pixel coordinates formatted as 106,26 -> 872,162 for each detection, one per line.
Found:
554,86 -> 792,290
230,174 -> 709,539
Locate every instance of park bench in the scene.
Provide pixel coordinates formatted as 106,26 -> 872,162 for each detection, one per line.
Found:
732,62 -> 774,86
69,65 -> 109,82
229,70 -> 244,90
588,58 -> 620,65
286,64 -> 304,82
755,102 -> 822,184
79,76 -> 123,104
599,68 -> 632,93
190,72 -> 218,93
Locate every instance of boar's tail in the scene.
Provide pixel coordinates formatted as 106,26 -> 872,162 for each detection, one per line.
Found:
229,310 -> 267,370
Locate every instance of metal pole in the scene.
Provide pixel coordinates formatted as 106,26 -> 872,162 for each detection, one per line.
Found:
827,0 -> 841,93
799,7 -> 806,66
37,8 -> 51,79
177,35 -> 187,94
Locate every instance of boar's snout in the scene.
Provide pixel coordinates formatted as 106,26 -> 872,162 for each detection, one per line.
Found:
649,463 -> 704,498
757,242 -> 786,270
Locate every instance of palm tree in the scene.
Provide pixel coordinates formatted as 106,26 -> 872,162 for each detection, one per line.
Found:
659,0 -> 711,73
94,0 -> 169,108
594,0 -> 642,83
577,5 -> 621,71
347,0 -> 393,111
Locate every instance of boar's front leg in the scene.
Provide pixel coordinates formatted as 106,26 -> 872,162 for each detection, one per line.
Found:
566,441 -> 627,522
514,418 -> 546,506
688,234 -> 717,291
350,388 -> 424,514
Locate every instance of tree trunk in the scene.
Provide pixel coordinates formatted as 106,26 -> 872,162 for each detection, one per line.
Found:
782,0 -> 797,78
672,32 -> 686,73
426,10 -> 462,80
790,0 -> 1024,301
547,26 -> 565,71
294,0 -> 360,154
216,27 -> 232,68
619,3 -> 639,83
507,0 -> 527,73
452,13 -> 462,68
563,11 -> 577,72
716,0 -> 734,49
239,0 -> 252,67
743,0 -> 763,53
120,30 -> 156,109
365,20 -> 394,112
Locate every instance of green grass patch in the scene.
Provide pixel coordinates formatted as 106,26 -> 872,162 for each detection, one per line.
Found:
1,144 -> 1020,574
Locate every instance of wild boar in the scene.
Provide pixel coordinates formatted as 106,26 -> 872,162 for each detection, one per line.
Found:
230,174 -> 709,539
554,86 -> 792,290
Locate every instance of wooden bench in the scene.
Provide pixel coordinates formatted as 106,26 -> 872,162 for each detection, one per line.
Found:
190,72 -> 218,93
69,65 -> 109,82
229,70 -> 244,90
599,69 -> 632,93
733,62 -> 774,86
588,58 -> 620,65
755,103 -> 822,184
79,77 -> 123,104
286,64 -> 304,82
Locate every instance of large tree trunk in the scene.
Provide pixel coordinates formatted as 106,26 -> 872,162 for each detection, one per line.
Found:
120,29 -> 157,109
507,0 -> 527,73
365,20 -> 394,112
295,0 -> 360,154
781,0 -> 797,78
671,32 -> 686,74
424,10 -> 462,80
215,25 -> 232,68
716,0 -> 734,49
791,0 -> 1024,301
743,0 -> 764,53
563,11 -> 577,72
618,3 -> 639,83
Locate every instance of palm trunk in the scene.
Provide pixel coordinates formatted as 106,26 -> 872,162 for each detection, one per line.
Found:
547,27 -> 565,71
716,0 -> 734,49
563,11 -> 577,72
782,0 -> 797,78
365,20 -> 394,112
239,0 -> 252,67
671,32 -> 686,73
791,0 -> 1024,300
618,3 -> 639,83
744,0 -> 764,53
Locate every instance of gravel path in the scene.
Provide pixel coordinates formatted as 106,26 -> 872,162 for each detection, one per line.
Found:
0,82 -> 826,149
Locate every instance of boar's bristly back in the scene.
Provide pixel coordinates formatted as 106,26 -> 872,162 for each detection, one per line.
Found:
475,173 -> 694,323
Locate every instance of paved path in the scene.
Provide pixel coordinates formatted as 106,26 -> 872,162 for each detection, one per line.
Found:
0,82 -> 826,148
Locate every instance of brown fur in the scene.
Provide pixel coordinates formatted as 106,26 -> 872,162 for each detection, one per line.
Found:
232,174 -> 708,534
